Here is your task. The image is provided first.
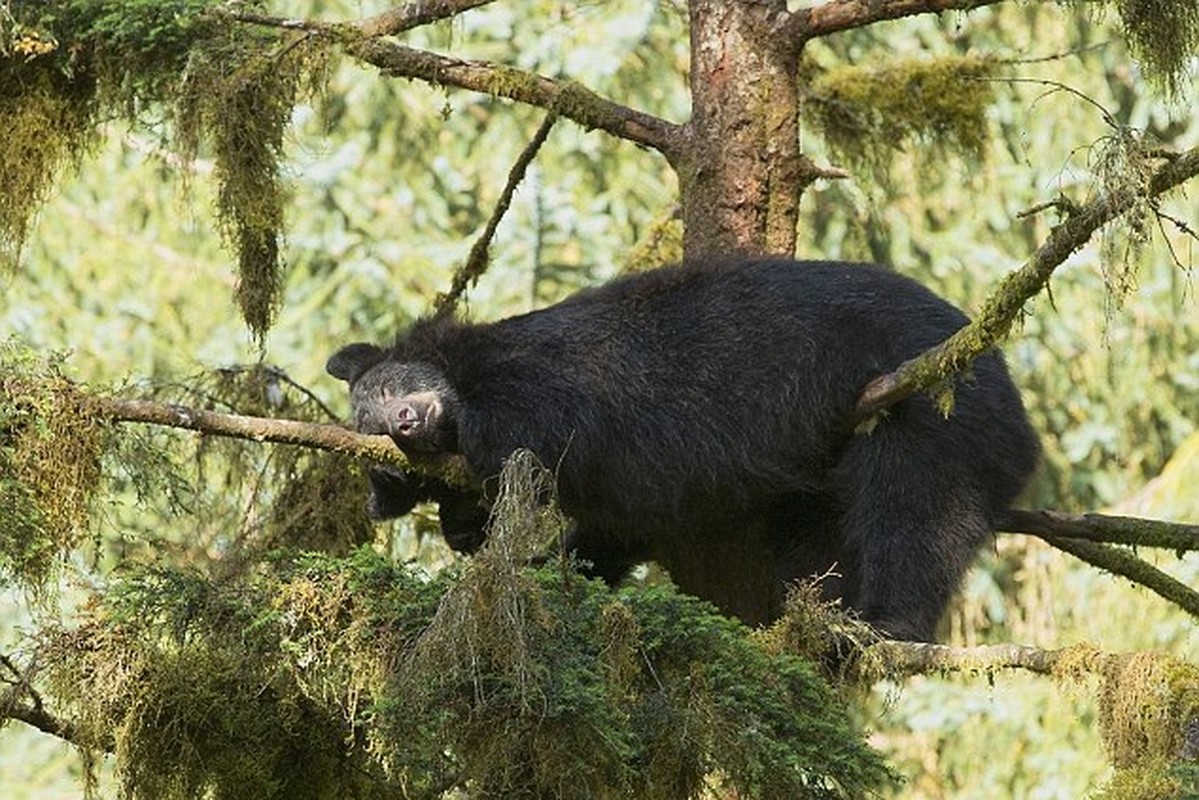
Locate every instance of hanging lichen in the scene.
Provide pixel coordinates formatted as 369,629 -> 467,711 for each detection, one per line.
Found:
804,54 -> 999,178
0,0 -> 327,338
0,339 -> 109,596
1054,646 -> 1199,799
1107,0 -> 1199,99
1089,126 -> 1160,316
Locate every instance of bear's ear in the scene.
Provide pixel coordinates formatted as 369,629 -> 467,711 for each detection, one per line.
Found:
326,343 -> 385,383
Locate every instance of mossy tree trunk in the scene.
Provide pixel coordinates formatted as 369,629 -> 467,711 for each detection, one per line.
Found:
678,0 -> 804,259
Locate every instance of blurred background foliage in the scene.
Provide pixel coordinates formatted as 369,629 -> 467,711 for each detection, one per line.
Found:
1,0 -> 1196,797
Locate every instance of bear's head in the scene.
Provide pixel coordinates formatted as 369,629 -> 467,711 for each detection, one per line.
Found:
327,343 -> 461,453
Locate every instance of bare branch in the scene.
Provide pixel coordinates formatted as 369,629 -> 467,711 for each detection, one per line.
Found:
997,509 -> 1199,552
96,398 -> 474,488
356,0 -> 497,37
851,144 -> 1199,425
347,40 -> 685,160
785,0 -> 1017,42
435,112 -> 559,316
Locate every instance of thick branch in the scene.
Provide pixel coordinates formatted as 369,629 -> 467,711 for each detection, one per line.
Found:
997,509 -> 1199,552
355,0 -> 496,37
785,0 -> 1014,42
96,398 -> 474,487
347,40 -> 685,160
219,3 -> 682,158
851,144 -> 1199,425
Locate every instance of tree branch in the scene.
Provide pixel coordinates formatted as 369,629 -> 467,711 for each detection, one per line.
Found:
996,510 -> 1199,618
785,0 -> 1018,42
1039,536 -> 1199,619
850,143 -> 1199,426
1,654 -> 81,744
346,39 -> 686,160
1,700 -> 81,742
434,112 -> 559,317
96,398 -> 474,487
217,2 -> 684,158
355,0 -> 497,37
997,509 -> 1199,552
215,0 -> 496,36
868,639 -> 1078,677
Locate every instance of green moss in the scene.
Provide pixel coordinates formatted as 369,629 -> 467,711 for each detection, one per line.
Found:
1,0 -> 328,337
1108,0 -> 1199,99
38,454 -> 895,799
0,339 -> 108,595
805,54 -> 998,178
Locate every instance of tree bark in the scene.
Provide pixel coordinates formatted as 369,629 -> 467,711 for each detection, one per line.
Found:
681,0 -> 803,259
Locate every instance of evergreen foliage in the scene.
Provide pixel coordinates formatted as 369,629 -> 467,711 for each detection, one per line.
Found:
36,455 -> 895,800
1,2 -> 1196,797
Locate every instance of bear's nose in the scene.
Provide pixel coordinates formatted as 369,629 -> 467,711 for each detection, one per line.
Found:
393,403 -> 421,434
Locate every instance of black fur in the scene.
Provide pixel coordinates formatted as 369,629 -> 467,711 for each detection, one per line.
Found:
363,467 -> 489,554
327,259 -> 1040,641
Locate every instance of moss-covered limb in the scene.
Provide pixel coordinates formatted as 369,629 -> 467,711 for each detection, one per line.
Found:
1042,536 -> 1199,619
434,113 -> 558,317
97,398 -> 475,490
866,640 -> 1199,770
347,38 -> 686,161
998,509 -> 1199,552
852,143 -> 1199,425
1,652 -> 82,744
866,639 -> 1080,678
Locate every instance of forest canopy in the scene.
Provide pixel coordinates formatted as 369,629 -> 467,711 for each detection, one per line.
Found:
1,1 -> 1198,798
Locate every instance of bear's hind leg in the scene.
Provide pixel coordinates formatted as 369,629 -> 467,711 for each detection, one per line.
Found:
835,427 -> 992,642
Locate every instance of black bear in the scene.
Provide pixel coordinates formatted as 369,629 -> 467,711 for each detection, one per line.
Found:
327,259 -> 1040,641
362,466 -> 490,554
